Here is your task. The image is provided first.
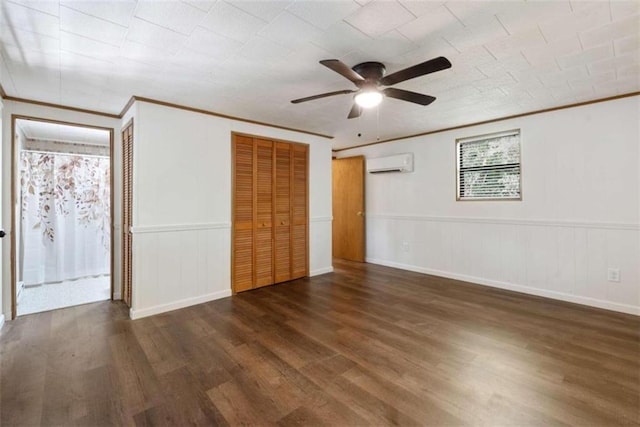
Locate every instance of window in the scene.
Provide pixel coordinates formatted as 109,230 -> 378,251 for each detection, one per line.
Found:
456,129 -> 521,201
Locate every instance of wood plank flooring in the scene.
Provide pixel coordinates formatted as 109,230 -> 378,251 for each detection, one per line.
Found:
1,259 -> 639,426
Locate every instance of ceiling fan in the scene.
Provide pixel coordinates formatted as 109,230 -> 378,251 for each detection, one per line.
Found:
291,56 -> 452,119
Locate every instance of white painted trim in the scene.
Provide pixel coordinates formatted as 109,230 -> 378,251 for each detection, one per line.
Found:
366,257 -> 640,316
310,216 -> 333,222
366,214 -> 640,231
130,289 -> 232,319
310,266 -> 334,276
113,291 -> 122,300
0,314 -> 5,331
131,222 -> 231,234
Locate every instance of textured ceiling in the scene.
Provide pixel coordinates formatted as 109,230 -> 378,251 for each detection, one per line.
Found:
1,0 -> 638,149
17,119 -> 111,145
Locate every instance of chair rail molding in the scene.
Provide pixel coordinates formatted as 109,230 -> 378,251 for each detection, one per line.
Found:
366,213 -> 640,231
130,222 -> 232,234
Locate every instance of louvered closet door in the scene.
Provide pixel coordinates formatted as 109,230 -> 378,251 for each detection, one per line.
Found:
232,134 -> 308,293
291,144 -> 308,279
254,139 -> 274,287
232,136 -> 255,292
274,142 -> 292,283
121,121 -> 133,307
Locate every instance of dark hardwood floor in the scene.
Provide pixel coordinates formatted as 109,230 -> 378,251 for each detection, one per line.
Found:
1,259 -> 639,426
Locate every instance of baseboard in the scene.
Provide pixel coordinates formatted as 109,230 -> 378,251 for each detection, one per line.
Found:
310,266 -> 334,276
366,257 -> 640,316
0,314 -> 5,331
129,289 -> 232,320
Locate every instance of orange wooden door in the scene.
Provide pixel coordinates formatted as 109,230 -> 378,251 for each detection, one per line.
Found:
332,156 -> 365,262
254,139 -> 274,288
274,142 -> 292,283
232,135 -> 255,292
291,144 -> 308,279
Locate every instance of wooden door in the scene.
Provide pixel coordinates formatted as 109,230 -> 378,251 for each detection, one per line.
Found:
232,135 -> 255,292
231,134 -> 308,292
274,142 -> 292,283
291,144 -> 308,279
121,121 -> 134,306
254,139 -> 274,287
332,156 -> 365,262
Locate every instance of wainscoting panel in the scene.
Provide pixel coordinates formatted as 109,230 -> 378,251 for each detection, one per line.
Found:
366,214 -> 640,315
129,219 -> 334,318
131,225 -> 231,319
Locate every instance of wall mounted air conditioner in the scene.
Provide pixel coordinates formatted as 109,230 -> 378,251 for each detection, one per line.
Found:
366,153 -> 414,174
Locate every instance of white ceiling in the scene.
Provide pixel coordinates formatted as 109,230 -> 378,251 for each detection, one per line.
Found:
1,0 -> 638,149
17,119 -> 111,145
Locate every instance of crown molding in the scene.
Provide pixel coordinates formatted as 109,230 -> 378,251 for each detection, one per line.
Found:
123,96 -> 334,139
2,82 -> 637,146
2,91 -> 333,139
119,96 -> 136,118
3,94 -> 120,119
333,91 -> 640,152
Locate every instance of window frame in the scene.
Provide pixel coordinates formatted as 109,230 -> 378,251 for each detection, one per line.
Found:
455,129 -> 522,202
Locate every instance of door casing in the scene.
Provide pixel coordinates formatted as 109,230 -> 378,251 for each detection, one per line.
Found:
332,156 -> 365,262
9,115 -> 115,319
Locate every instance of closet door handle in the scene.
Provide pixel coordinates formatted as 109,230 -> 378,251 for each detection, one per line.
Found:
0,229 -> 5,238
281,221 -> 285,225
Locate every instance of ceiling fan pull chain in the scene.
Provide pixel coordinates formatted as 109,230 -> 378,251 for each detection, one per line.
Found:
376,104 -> 380,141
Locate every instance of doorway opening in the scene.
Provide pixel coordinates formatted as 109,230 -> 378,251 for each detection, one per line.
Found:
13,117 -> 114,317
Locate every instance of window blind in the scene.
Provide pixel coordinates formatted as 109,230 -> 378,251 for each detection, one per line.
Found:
457,130 -> 521,200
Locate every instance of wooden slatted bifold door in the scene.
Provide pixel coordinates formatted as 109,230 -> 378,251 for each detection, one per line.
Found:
255,139 -> 274,288
232,135 -> 255,292
121,120 -> 133,307
232,133 -> 308,293
291,144 -> 308,279
274,142 -> 292,284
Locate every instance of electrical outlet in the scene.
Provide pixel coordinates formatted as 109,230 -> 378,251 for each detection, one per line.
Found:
607,268 -> 621,282
401,241 -> 410,252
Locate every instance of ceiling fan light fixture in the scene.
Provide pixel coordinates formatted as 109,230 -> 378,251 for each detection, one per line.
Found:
355,90 -> 383,108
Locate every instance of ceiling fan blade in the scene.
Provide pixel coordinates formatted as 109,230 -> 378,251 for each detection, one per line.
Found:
381,56 -> 452,86
383,88 -> 436,105
347,103 -> 362,119
291,89 -> 356,104
320,59 -> 365,84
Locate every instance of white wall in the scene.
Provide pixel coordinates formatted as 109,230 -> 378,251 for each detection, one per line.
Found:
129,101 -> 332,319
338,96 -> 640,315
1,100 -> 120,320
0,97 -> 4,329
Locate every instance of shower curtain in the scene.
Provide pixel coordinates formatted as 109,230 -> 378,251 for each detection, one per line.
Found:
20,151 -> 110,285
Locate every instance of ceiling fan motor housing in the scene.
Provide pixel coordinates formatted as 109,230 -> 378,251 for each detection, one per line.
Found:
352,62 -> 386,87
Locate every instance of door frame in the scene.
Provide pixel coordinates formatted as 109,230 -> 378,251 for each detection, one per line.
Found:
10,115 -> 115,319
332,155 -> 366,262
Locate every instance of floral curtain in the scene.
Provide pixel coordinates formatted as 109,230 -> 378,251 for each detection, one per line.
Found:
20,151 -> 110,285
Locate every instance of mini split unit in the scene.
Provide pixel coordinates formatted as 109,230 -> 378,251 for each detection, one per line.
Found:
366,153 -> 414,173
